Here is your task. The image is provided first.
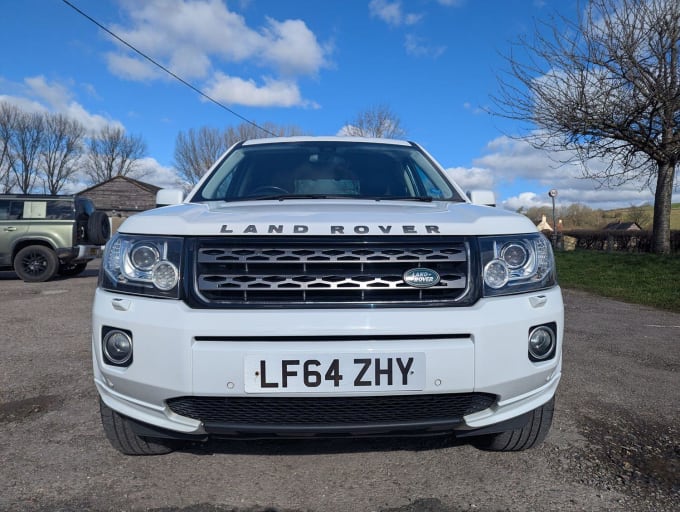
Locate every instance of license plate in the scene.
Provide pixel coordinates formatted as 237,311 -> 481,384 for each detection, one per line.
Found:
244,353 -> 425,393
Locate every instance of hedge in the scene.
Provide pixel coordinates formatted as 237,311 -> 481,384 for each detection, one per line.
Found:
558,229 -> 680,254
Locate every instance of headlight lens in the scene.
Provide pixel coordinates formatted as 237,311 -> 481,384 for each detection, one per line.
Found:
101,234 -> 183,298
480,233 -> 556,297
130,243 -> 159,271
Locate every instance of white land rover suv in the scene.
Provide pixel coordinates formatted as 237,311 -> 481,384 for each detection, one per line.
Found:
92,137 -> 563,455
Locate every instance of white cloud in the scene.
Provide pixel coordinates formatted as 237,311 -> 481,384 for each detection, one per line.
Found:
471,134 -> 679,210
203,73 -> 318,108
463,101 -> 485,115
336,125 -> 355,136
1,75 -> 120,134
0,94 -> 48,115
137,157 -> 184,189
404,34 -> 446,58
261,18 -> 327,76
104,0 -> 328,108
369,0 -> 422,26
502,192 -> 549,211
445,166 -> 494,190
0,74 -> 185,191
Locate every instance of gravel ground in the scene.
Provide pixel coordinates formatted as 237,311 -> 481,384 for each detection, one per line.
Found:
0,265 -> 678,512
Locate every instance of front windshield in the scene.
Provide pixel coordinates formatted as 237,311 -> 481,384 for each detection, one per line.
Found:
191,141 -> 464,202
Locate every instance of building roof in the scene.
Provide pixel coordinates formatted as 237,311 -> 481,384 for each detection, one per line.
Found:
536,214 -> 553,232
77,176 -> 162,195
603,221 -> 642,231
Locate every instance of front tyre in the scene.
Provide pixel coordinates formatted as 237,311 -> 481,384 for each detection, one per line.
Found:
99,399 -> 175,456
473,397 -> 555,452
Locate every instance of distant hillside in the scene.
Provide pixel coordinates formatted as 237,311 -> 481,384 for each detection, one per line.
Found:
604,203 -> 680,230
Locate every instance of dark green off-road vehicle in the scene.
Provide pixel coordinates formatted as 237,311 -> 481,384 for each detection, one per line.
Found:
0,194 -> 110,282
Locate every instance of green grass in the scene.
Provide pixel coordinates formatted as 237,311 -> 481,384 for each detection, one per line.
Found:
555,250 -> 680,312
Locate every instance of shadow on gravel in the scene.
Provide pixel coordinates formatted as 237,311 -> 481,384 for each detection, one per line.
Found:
177,434 -> 469,457
0,268 -> 99,281
24,498 -> 469,512
146,499 -> 467,512
0,395 -> 63,423
570,408 -> 679,507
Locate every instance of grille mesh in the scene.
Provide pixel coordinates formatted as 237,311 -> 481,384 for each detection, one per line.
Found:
166,393 -> 495,428
192,238 -> 470,306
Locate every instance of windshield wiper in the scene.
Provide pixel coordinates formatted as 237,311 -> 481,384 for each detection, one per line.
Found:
251,194 -> 340,201
376,196 -> 434,202
245,194 -> 435,202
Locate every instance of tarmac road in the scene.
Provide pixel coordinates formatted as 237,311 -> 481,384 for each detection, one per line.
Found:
0,264 -> 678,512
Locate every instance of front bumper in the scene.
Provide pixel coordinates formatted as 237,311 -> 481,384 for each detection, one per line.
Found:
92,286 -> 563,438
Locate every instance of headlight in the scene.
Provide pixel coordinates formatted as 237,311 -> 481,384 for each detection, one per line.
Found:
100,233 -> 183,298
480,233 -> 556,297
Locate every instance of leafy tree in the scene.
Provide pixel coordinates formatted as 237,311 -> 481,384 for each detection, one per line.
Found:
494,0 -> 680,254
344,104 -> 406,138
84,126 -> 147,184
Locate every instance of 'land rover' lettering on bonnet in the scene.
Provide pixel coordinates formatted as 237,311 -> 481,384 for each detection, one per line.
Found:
219,224 -> 441,234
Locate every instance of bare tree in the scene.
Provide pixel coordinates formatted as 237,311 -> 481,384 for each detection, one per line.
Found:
84,126 -> 147,184
40,113 -> 85,194
494,0 -> 680,254
343,104 -> 406,138
625,203 -> 653,229
174,127 -> 227,186
521,203 -> 608,229
174,122 -> 303,186
10,110 -> 45,193
0,102 -> 18,193
223,121 -> 302,143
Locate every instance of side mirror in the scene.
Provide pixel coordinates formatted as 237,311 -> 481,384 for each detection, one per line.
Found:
156,188 -> 185,207
466,190 -> 496,207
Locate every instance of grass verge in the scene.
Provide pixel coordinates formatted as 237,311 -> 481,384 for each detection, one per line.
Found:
554,250 -> 680,313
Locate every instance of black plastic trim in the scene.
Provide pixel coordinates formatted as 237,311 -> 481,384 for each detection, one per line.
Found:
194,333 -> 471,342
202,418 -> 465,437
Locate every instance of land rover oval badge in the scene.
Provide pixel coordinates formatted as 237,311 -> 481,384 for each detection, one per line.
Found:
403,268 -> 440,288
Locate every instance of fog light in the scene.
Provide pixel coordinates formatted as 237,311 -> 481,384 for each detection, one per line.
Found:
528,324 -> 556,361
103,329 -> 133,365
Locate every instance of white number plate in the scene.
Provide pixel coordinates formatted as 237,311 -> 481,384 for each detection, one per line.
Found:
244,353 -> 425,393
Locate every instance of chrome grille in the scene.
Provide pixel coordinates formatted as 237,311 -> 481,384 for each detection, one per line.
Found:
191,237 -> 471,306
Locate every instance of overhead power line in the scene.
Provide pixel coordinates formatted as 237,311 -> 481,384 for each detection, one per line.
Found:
61,0 -> 276,137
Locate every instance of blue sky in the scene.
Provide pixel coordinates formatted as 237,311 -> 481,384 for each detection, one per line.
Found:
1,0 -> 675,210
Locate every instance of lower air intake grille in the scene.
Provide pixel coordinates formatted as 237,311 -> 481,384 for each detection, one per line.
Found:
166,393 -> 495,427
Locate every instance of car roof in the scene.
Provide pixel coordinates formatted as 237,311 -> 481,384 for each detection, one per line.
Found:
240,136 -> 414,147
0,194 -> 77,200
